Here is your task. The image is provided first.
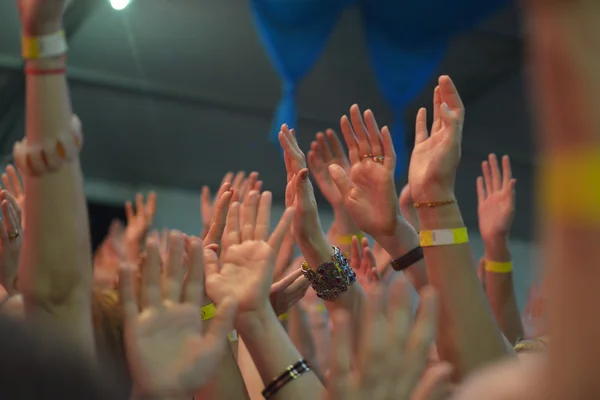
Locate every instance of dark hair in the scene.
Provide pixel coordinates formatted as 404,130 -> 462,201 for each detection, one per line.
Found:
0,316 -> 126,400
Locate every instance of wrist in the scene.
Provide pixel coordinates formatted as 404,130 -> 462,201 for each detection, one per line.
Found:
411,184 -> 456,205
332,207 -> 359,234
236,303 -> 278,339
417,202 -> 464,230
374,214 -> 419,259
296,232 -> 334,270
483,237 -> 511,262
22,23 -> 63,37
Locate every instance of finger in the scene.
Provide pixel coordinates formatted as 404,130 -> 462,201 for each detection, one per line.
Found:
415,107 -> 429,144
476,177 -> 486,205
285,275 -> 310,299
0,190 -> 20,226
267,207 -> 295,256
141,239 -> 163,309
254,180 -> 263,193
326,128 -> 347,161
439,101 -> 462,139
203,247 -> 220,278
350,236 -> 361,271
482,161 -> 493,195
328,310 -> 352,399
145,192 -> 157,218
254,191 -> 272,241
1,173 -> 11,195
350,104 -> 372,157
164,231 -> 185,303
183,237 -> 205,306
273,268 -> 304,290
294,168 -> 314,214
125,201 -> 134,222
432,86 -> 442,132
238,179 -> 250,204
363,246 -> 376,272
232,171 -> 246,191
245,172 -> 259,199
364,109 -> 384,156
135,193 -> 144,217
118,263 -> 139,321
410,362 -> 453,400
438,75 -> 464,115
201,186 -> 212,224
6,166 -> 22,197
502,155 -> 513,190
361,236 -> 370,250
488,154 -> 502,192
205,190 -> 233,246
328,164 -> 353,199
220,171 -> 234,186
224,202 -> 241,247
284,178 -> 295,208
381,126 -> 397,170
340,115 -> 359,165
241,191 -> 260,242
316,132 -> 333,163
0,200 -> 10,242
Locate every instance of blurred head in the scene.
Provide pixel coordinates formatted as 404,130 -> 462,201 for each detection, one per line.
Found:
0,315 -> 124,399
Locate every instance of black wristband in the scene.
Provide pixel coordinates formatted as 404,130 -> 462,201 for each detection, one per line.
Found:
391,246 -> 424,272
262,359 -> 311,399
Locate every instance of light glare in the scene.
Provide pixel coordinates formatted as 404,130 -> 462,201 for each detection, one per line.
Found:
110,0 -> 131,10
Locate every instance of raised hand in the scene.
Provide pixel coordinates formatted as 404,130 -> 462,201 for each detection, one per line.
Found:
328,105 -> 400,236
125,192 -> 157,246
204,189 -> 295,324
350,236 -> 380,292
307,129 -> 351,207
119,233 -> 237,397
269,268 -> 310,317
17,0 -> 65,36
202,184 -> 233,253
399,184 -> 420,232
201,173 -> 233,236
326,280 -> 442,400
409,76 -> 465,203
477,154 -> 516,243
1,166 -> 25,220
0,191 -> 23,296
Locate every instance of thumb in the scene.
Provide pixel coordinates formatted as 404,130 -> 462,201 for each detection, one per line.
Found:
328,164 -> 353,198
294,169 -> 315,211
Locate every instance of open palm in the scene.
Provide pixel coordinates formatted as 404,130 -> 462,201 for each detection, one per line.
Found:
119,235 -> 237,396
408,76 -> 465,203
477,154 -> 516,242
329,105 -> 399,236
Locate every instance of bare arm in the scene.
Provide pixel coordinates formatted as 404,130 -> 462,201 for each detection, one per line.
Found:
18,2 -> 94,357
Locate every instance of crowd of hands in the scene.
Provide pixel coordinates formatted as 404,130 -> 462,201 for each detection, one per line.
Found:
1,0 -> 598,399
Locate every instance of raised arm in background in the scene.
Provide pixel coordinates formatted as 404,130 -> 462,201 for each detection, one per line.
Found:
477,154 -> 523,344
407,76 -> 509,379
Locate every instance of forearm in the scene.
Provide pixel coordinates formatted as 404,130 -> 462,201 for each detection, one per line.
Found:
238,306 -> 323,400
483,239 -> 523,344
237,338 -> 265,400
375,215 -> 429,291
418,204 -> 508,380
288,305 -> 325,382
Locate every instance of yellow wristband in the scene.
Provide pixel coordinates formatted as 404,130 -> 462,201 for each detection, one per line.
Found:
485,260 -> 513,273
541,148 -> 600,223
419,228 -> 468,247
201,303 -> 216,320
22,30 -> 68,59
278,312 -> 289,321
337,233 -> 364,245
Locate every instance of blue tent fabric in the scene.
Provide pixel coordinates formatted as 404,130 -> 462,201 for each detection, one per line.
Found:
251,0 -> 509,175
250,0 -> 352,142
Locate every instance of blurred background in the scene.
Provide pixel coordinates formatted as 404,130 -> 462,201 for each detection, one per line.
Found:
0,0 -> 536,305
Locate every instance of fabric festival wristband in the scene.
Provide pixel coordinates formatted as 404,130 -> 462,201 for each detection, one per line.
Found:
201,303 -> 216,320
22,30 -> 68,59
337,233 -> 364,245
485,260 -> 513,273
540,147 -> 600,223
419,228 -> 468,247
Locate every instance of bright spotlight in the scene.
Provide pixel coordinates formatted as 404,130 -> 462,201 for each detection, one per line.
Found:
110,0 -> 131,10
